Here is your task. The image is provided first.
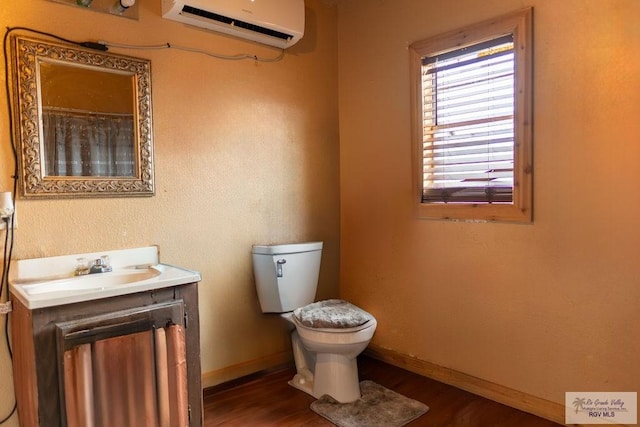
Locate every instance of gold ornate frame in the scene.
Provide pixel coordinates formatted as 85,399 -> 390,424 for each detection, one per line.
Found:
10,35 -> 154,198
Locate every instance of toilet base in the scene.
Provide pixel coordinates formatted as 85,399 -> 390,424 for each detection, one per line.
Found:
288,372 -> 314,396
289,330 -> 362,403
312,352 -> 361,403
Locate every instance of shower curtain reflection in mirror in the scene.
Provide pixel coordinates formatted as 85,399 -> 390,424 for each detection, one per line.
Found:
43,109 -> 136,177
10,34 -> 155,197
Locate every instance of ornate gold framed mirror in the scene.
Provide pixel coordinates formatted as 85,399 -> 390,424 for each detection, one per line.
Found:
10,35 -> 154,198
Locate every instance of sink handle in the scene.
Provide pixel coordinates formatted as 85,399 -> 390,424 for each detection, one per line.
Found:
75,258 -> 90,276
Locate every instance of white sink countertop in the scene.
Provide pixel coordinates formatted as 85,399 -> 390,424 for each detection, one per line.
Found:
9,246 -> 202,309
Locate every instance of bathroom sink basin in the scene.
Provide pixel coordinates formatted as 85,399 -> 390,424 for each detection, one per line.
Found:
10,246 -> 201,309
15,267 -> 162,295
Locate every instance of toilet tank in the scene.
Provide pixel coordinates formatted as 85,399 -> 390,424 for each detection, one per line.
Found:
252,241 -> 323,313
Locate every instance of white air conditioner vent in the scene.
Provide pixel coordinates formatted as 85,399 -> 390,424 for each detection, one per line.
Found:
162,0 -> 305,49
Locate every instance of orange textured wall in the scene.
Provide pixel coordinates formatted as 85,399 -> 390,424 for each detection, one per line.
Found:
338,0 -> 640,406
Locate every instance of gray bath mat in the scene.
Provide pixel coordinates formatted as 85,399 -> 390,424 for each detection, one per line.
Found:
310,380 -> 429,427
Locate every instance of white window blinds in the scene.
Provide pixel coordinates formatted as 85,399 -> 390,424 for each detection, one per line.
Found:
421,34 -> 515,204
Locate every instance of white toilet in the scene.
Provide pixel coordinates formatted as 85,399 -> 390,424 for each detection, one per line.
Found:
252,241 -> 377,403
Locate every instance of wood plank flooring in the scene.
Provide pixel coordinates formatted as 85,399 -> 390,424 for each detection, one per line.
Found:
203,356 -> 564,426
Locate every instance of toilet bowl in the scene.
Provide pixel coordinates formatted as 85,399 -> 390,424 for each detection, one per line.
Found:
252,242 -> 377,403
285,310 -> 377,402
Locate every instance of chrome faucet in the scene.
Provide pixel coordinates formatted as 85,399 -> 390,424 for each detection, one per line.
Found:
89,256 -> 113,274
74,255 -> 113,276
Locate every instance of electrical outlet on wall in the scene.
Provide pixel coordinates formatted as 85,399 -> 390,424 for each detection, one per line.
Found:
0,206 -> 17,230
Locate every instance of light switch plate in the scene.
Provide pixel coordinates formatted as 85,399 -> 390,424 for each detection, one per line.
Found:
47,0 -> 139,20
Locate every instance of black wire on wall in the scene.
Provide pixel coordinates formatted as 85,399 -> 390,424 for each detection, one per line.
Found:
0,26 -> 22,426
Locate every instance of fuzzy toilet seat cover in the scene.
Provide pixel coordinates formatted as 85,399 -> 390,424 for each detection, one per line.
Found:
293,299 -> 373,329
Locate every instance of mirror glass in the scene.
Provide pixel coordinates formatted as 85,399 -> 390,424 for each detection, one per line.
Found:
11,35 -> 154,197
40,61 -> 136,178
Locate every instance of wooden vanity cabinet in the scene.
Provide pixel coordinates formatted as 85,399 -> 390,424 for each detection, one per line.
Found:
11,283 -> 202,427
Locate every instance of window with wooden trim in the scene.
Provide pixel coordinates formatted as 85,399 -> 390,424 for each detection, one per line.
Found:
410,8 -> 533,222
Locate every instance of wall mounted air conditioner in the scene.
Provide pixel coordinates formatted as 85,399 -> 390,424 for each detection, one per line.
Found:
161,0 -> 305,49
